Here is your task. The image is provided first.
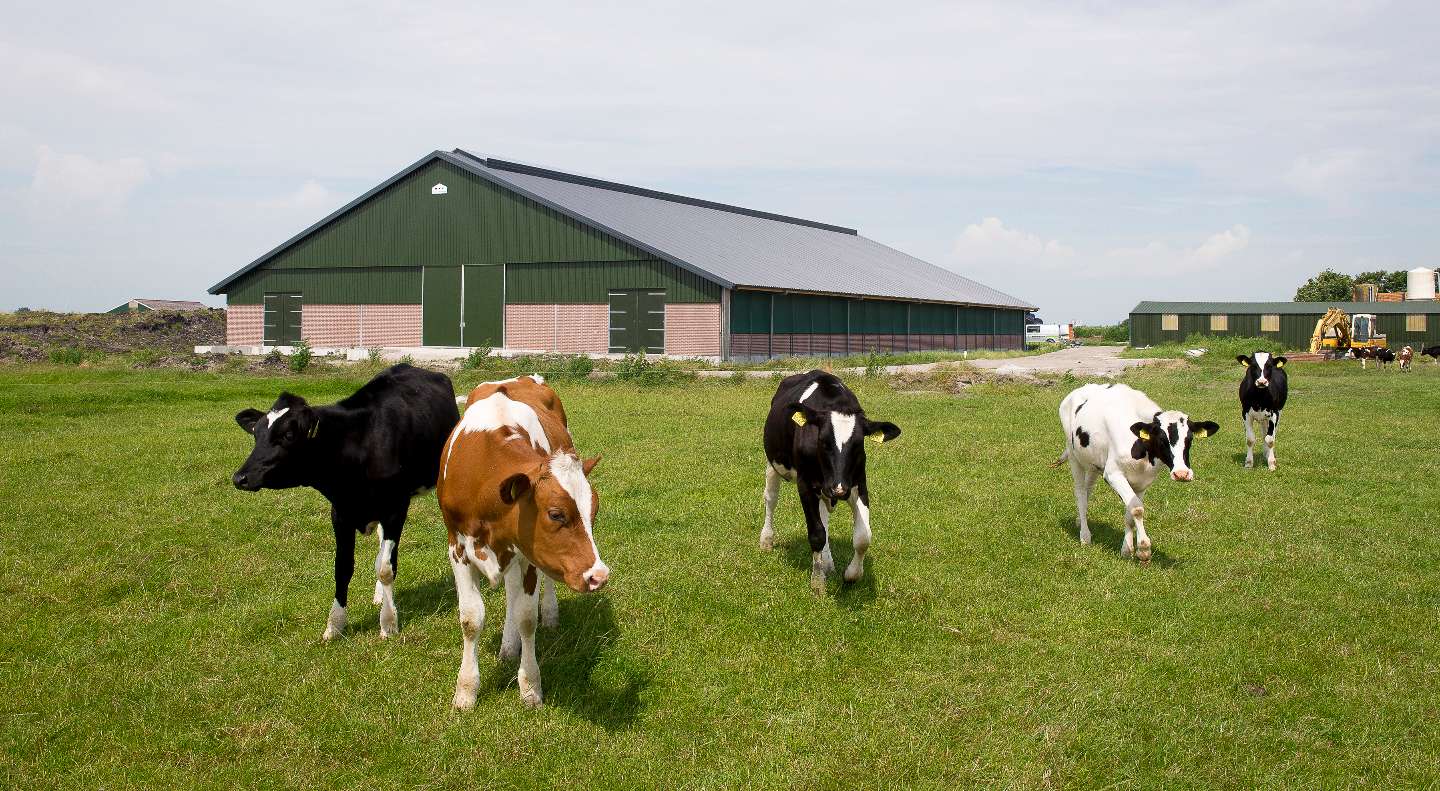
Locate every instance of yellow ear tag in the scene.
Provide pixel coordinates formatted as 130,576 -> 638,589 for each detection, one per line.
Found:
791,412 -> 806,427
1138,429 -> 1152,441
1240,360 -> 1249,366
1276,360 -> 1285,368
868,431 -> 885,444
1193,428 -> 1209,438
308,421 -> 319,439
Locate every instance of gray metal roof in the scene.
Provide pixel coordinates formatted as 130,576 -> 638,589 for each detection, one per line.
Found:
1132,300 -> 1440,315
212,149 -> 1034,310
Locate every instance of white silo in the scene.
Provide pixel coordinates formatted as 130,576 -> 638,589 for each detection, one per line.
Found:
1407,267 -> 1436,300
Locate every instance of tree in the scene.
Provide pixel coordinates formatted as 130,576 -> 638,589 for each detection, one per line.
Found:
1353,270 -> 1408,292
1294,269 -> 1353,302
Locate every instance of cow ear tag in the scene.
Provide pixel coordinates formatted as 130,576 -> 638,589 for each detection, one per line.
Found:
868,431 -> 886,443
1239,359 -> 1249,367
1193,427 -> 1209,438
1276,360 -> 1285,368
308,421 -> 320,439
791,412 -> 807,427
1137,428 -> 1152,441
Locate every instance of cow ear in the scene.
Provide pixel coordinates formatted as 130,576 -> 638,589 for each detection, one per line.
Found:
1130,421 -> 1153,441
1236,355 -> 1251,366
498,472 -> 533,505
235,408 -> 264,433
1275,356 -> 1287,368
864,419 -> 902,444
582,454 -> 601,476
786,402 -> 815,427
1191,420 -> 1220,438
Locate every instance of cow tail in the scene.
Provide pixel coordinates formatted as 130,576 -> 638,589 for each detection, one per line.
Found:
1050,447 -> 1070,468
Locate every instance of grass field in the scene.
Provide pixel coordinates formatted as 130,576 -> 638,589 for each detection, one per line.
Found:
3,358 -> 1438,788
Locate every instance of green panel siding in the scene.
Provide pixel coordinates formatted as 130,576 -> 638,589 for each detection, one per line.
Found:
732,290 -> 773,334
852,300 -> 906,334
1130,310 -> 1440,349
462,265 -> 504,347
263,293 -> 302,345
728,289 -> 1027,342
505,260 -> 718,304
228,267 -> 421,305
773,293 -> 847,334
608,289 -> 666,353
422,267 -> 462,346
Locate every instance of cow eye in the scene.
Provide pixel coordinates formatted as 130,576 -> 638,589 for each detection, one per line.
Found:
547,508 -> 566,523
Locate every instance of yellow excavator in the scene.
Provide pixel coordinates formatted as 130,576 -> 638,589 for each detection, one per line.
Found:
1310,307 -> 1388,355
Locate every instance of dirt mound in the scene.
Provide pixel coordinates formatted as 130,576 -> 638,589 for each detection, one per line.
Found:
0,309 -> 225,362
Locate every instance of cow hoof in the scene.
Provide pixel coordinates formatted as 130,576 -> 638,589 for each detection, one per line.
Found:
379,610 -> 398,639
1244,459 -> 1254,469
321,602 -> 346,641
452,687 -> 477,711
1120,544 -> 1133,559
758,529 -> 774,550
322,624 -> 342,642
520,685 -> 543,709
1268,462 -> 1278,471
1136,542 -> 1152,563
843,562 -> 863,583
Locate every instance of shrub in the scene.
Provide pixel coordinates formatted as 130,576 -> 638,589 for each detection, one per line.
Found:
47,346 -> 87,365
289,339 -> 313,373
861,351 -> 889,378
460,347 -> 493,371
613,353 -> 692,385
367,347 -> 384,366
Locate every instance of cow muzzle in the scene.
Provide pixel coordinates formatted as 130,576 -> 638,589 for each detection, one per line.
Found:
1171,469 -> 1193,482
830,483 -> 848,499
582,563 -> 610,592
232,470 -> 261,491
1255,378 -> 1269,388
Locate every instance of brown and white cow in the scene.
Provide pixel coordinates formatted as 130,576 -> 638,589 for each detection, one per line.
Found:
437,374 -> 608,709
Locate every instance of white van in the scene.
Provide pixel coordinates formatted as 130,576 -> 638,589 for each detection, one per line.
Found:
1025,323 -> 1074,347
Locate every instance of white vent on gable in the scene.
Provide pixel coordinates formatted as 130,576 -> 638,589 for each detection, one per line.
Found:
431,183 -> 448,195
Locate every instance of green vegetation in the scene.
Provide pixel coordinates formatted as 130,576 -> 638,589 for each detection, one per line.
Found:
288,340 -> 314,373
1074,320 -> 1130,344
1123,333 -> 1301,361
1293,267 -> 1412,301
2,362 -> 1437,787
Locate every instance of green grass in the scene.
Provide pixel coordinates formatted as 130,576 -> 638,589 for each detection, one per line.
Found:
2,361 -> 1438,788
1124,334 -> 1304,361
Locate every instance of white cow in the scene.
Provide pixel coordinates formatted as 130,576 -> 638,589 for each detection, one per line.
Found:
1055,383 -> 1219,561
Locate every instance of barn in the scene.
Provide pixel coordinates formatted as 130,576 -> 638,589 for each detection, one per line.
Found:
1129,301 -> 1440,349
208,150 -> 1033,360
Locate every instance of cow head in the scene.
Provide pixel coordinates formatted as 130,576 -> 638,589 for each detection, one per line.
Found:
1130,411 -> 1219,481
787,402 -> 901,500
499,452 -> 608,593
1236,351 -> 1286,389
232,393 -> 320,491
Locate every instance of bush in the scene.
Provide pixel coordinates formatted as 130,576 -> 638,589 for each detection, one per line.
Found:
1074,320 -> 1129,343
460,347 -> 493,371
367,347 -> 385,366
47,346 -> 88,365
613,353 -> 692,385
288,340 -> 313,373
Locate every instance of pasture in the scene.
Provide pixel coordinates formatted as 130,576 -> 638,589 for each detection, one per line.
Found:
2,359 -> 1438,788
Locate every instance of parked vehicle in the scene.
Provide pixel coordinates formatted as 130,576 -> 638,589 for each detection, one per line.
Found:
1026,323 -> 1075,347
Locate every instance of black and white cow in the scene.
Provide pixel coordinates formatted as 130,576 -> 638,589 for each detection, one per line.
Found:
1056,383 -> 1219,561
232,364 -> 460,640
1420,345 -> 1440,365
1374,347 -> 1397,369
761,371 -> 901,592
1236,352 -> 1288,471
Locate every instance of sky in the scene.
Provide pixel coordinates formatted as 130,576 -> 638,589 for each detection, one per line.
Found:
2,1 -> 1437,323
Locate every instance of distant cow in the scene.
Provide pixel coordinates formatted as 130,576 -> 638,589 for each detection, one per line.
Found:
1421,345 -> 1440,365
1398,345 -> 1414,372
1056,383 -> 1218,561
1236,352 -> 1288,470
1348,347 -> 1376,368
1374,347 -> 1397,369
438,375 -> 608,709
761,371 -> 901,592
232,364 -> 459,640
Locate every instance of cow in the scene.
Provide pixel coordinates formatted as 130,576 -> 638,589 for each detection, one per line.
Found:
1421,345 -> 1440,365
1348,346 -> 1376,368
231,364 -> 459,640
1398,345 -> 1414,372
761,371 -> 901,592
438,374 -> 608,709
1236,352 -> 1289,470
1374,347 -> 1397,369
1055,383 -> 1218,562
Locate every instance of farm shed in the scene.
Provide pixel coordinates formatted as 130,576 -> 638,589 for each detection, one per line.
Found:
208,150 -> 1033,359
108,299 -> 209,314
1129,301 -> 1440,349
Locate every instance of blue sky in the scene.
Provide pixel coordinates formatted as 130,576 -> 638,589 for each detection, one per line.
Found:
2,0 -> 1437,322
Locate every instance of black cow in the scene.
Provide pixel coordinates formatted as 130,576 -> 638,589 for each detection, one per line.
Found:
1421,345 -> 1440,365
760,371 -> 900,592
1236,352 -> 1288,471
232,364 -> 460,640
1374,347 -> 1397,369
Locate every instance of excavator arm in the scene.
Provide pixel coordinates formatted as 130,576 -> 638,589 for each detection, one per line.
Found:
1310,308 -> 1351,354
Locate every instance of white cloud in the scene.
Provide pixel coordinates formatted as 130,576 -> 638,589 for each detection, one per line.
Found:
1284,150 -> 1382,203
260,180 -> 339,212
955,217 -> 1075,260
28,145 -> 150,211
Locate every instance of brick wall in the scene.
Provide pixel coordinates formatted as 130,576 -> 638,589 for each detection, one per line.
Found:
299,304 -> 421,347
664,303 -> 721,356
226,304 -> 263,345
504,304 -> 608,353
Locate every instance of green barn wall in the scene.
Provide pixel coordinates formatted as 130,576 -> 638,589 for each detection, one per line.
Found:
223,160 -> 719,305
731,290 -> 1026,338
1130,310 -> 1440,349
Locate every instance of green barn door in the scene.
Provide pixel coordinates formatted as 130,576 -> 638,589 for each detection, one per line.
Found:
263,292 -> 302,345
608,289 -> 665,353
462,264 -> 504,347
422,267 -> 462,346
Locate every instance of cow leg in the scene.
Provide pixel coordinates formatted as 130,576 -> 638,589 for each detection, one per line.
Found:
324,508 -> 357,641
372,510 -> 405,638
449,549 -> 486,710
503,561 -> 543,708
1243,410 -> 1256,468
1265,412 -> 1279,471
843,486 -> 872,583
799,488 -> 833,593
759,464 -> 782,550
1071,461 -> 1096,545
540,577 -> 559,629
1102,464 -> 1147,561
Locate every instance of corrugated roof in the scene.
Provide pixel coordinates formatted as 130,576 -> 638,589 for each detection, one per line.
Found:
451,151 -> 1034,309
135,299 -> 208,310
1132,300 -> 1440,315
